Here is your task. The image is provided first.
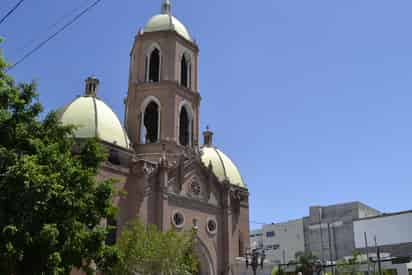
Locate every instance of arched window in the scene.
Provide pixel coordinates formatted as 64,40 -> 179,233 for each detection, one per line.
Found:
149,48 -> 160,82
179,106 -> 191,146
142,101 -> 159,144
181,55 -> 188,88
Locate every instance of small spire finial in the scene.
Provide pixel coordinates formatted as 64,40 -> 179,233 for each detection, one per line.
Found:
161,0 -> 171,15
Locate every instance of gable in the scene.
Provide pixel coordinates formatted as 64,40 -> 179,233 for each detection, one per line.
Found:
167,157 -> 222,206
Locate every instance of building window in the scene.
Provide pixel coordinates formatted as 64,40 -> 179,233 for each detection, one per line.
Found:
181,54 -> 190,88
265,244 -> 280,250
266,231 -> 275,238
172,211 -> 185,229
206,218 -> 217,235
149,48 -> 160,82
142,101 -> 159,144
179,106 -> 191,146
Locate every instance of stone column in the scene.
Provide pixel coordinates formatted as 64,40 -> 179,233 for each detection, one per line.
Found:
156,145 -> 170,231
221,181 -> 234,275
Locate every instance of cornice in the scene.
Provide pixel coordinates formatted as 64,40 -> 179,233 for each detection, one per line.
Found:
168,193 -> 220,214
132,81 -> 201,103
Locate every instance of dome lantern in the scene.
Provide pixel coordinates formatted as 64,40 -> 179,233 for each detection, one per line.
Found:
85,76 -> 99,97
203,126 -> 214,147
161,0 -> 171,15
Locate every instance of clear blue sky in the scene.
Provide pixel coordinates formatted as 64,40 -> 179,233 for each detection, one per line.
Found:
2,0 -> 412,229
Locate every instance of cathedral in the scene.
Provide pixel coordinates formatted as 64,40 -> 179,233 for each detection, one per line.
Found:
59,1 -> 250,274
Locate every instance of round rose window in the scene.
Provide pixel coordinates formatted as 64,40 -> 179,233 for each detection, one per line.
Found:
172,212 -> 185,228
207,218 -> 217,234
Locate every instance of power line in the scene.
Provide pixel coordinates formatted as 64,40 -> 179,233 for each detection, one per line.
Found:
0,0 -> 25,26
8,0 -> 103,71
14,0 -> 92,55
250,220 -> 267,225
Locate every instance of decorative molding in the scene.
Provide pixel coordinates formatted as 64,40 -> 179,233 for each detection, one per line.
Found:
130,158 -> 157,177
168,193 -> 220,215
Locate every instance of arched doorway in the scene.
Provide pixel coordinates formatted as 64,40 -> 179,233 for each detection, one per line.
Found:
194,237 -> 215,275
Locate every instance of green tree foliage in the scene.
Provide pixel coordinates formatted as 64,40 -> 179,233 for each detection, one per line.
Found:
296,252 -> 319,275
112,219 -> 198,275
336,251 -> 363,275
272,266 -> 286,275
0,43 -> 118,274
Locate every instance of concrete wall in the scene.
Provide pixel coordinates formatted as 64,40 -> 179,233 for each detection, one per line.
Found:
250,229 -> 263,250
261,219 -> 305,264
354,212 -> 412,248
304,202 -> 380,260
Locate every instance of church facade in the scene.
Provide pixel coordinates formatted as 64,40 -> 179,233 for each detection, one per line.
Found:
60,1 -> 250,274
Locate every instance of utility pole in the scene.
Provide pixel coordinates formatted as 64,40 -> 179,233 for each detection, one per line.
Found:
374,236 -> 383,275
364,232 -> 371,275
377,246 -> 383,275
319,208 -> 325,266
373,236 -> 378,274
332,225 -> 338,260
327,223 -> 334,275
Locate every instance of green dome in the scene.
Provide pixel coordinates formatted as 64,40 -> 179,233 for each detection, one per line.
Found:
59,96 -> 131,149
144,14 -> 192,42
201,147 -> 246,188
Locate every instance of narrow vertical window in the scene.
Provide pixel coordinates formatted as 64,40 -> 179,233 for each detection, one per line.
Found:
181,55 -> 188,88
179,106 -> 190,146
143,102 -> 159,143
149,48 -> 160,82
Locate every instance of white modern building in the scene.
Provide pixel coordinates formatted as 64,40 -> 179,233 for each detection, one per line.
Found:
250,229 -> 263,250
249,206 -> 412,275
354,210 -> 412,257
250,219 -> 305,264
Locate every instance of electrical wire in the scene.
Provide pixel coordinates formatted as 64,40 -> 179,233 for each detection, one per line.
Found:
0,0 -> 25,26
8,0 -> 103,71
250,220 -> 267,225
14,0 -> 92,55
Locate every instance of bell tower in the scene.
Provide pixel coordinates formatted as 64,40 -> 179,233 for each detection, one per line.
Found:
125,0 -> 200,157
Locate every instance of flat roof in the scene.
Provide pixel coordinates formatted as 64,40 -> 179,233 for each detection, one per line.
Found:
354,210 -> 412,222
